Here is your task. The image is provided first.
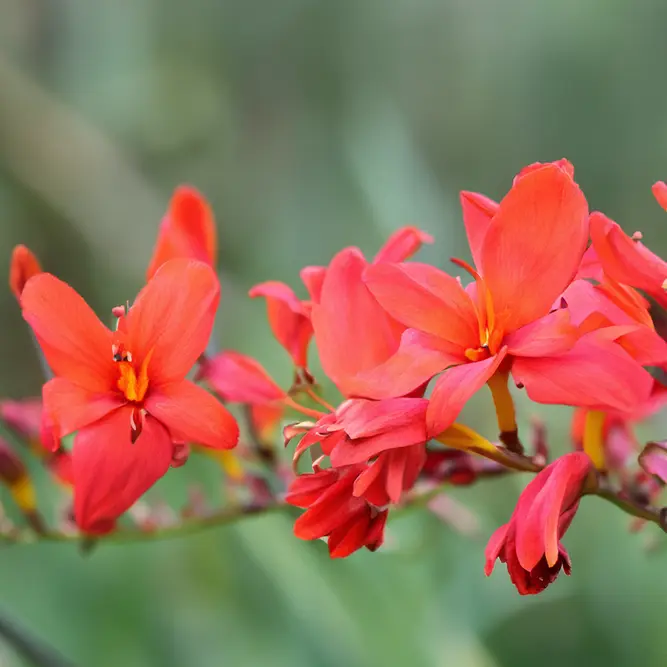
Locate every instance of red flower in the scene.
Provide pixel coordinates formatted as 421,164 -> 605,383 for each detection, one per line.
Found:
292,397 -> 428,506
249,281 -> 313,371
146,186 -> 217,280
364,161 -> 593,435
9,245 -> 42,300
21,258 -> 238,533
484,452 -> 593,595
197,350 -> 287,448
285,464 -> 388,558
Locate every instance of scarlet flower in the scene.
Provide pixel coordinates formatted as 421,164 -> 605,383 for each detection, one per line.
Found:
248,281 -> 313,372
285,464 -> 388,558
284,228 -> 437,540
145,186 -> 217,281
197,350 -> 287,448
9,245 -> 42,301
364,161 -> 593,435
485,452 -> 593,595
291,397 -> 428,506
21,258 -> 238,533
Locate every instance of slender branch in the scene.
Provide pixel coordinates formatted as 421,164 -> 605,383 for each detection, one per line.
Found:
589,488 -> 666,531
0,608 -> 77,667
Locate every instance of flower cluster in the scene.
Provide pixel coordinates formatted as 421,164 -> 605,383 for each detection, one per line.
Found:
4,161 -> 667,596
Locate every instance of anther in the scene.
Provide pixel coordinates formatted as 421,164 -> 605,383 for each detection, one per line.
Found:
112,305 -> 126,318
632,231 -> 643,241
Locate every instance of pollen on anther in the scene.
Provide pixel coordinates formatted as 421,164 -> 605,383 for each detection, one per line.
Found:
112,305 -> 126,318
632,231 -> 643,241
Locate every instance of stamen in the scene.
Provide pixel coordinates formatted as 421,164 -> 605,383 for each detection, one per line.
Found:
130,406 -> 146,444
631,231 -> 643,241
450,256 -> 496,347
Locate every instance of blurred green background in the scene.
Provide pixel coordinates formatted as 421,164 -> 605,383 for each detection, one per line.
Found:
2,1 -> 667,665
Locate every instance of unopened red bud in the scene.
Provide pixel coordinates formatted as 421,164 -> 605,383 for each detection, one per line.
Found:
9,245 -> 42,301
652,181 -> 667,211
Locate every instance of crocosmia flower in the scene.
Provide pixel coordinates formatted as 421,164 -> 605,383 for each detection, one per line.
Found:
484,452 -> 593,595
21,258 -> 238,533
364,161 -> 591,435
285,464 -> 388,558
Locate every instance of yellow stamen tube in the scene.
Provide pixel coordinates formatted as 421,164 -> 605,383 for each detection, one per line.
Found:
583,410 -> 606,470
486,371 -> 521,452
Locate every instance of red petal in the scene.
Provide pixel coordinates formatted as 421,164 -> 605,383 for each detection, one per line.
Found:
372,226 -> 434,263
73,406 -> 173,534
364,262 -> 479,348
21,273 -> 115,392
310,248 -> 405,397
126,259 -> 220,386
334,397 -> 428,439
42,378 -> 124,439
249,281 -> 313,367
197,351 -> 285,404
514,452 -> 591,570
504,309 -> 578,358
513,159 -> 574,183
512,334 -> 653,413
145,379 -> 239,450
293,478 -> 362,540
426,350 -> 508,437
285,468 -> 340,507
484,523 -> 510,575
10,245 -> 42,301
460,191 -> 498,269
652,181 -> 667,211
328,511 -> 372,558
480,164 -> 589,333
300,266 -> 326,303
146,186 -> 217,280
330,419 -> 427,466
589,212 -> 667,306
351,329 -> 463,400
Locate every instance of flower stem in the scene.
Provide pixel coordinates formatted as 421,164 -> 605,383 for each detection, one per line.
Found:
583,410 -> 607,470
486,371 -> 523,454
301,387 -> 335,413
283,396 -> 325,420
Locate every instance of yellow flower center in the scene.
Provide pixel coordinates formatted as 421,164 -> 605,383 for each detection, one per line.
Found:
116,349 -> 153,403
